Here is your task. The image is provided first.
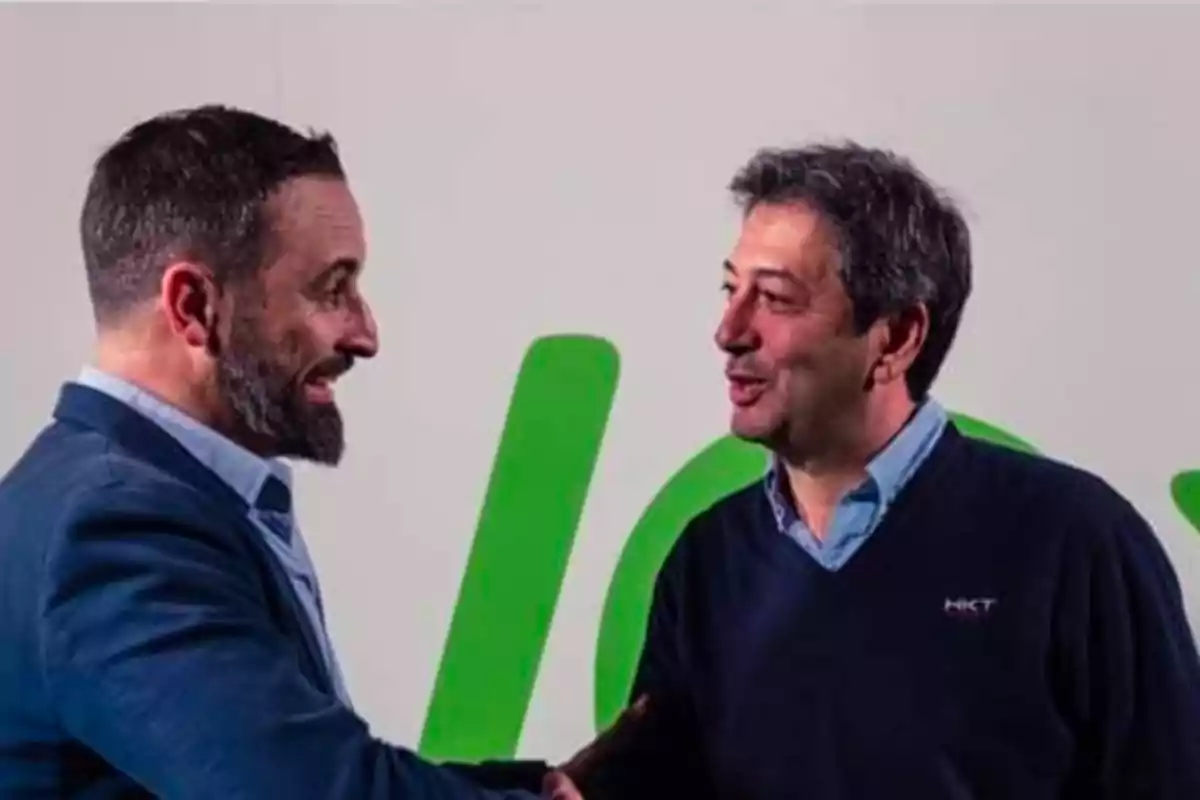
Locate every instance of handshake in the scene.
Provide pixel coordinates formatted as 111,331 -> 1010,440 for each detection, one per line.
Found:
536,695 -> 650,800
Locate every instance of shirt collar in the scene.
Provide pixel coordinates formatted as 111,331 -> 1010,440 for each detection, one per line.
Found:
766,397 -> 949,506
862,398 -> 949,502
74,366 -> 293,511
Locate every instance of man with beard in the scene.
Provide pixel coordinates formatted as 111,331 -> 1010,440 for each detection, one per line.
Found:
575,143 -> 1200,799
0,105 -> 602,799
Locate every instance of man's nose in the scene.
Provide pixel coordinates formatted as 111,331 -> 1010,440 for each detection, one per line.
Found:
344,300 -> 379,359
714,298 -> 758,355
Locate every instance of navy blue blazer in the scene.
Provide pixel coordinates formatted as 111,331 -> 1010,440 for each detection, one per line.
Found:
0,383 -> 547,798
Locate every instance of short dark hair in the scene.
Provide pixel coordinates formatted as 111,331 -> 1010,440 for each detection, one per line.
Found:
728,142 -> 972,400
80,104 -> 345,324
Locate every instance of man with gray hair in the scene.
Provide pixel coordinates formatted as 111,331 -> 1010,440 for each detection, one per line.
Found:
574,142 -> 1200,799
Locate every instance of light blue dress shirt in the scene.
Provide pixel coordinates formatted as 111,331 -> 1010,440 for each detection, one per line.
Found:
75,367 -> 352,707
764,398 -> 949,571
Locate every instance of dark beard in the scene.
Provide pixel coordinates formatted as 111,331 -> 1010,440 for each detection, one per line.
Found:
213,313 -> 346,465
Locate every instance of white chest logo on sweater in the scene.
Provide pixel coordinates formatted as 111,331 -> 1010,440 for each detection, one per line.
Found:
944,597 -> 998,619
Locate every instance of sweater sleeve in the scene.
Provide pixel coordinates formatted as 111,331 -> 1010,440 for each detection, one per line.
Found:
577,530 -> 717,800
1051,486 -> 1200,799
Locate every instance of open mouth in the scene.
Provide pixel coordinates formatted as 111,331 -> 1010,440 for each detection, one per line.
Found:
303,374 -> 338,404
302,364 -> 348,405
727,374 -> 769,407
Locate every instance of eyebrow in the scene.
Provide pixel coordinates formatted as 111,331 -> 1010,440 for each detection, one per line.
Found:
312,258 -> 361,283
722,260 -> 801,285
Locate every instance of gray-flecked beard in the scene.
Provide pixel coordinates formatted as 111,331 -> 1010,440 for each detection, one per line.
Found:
214,313 -> 346,465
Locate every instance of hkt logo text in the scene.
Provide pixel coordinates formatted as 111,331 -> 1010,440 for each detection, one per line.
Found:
416,334 -> 1200,763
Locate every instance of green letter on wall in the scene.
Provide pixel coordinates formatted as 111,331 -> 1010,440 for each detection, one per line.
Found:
1172,472 -> 1200,536
420,335 -> 620,761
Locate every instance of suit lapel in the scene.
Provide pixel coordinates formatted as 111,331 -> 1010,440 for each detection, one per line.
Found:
53,383 -> 336,698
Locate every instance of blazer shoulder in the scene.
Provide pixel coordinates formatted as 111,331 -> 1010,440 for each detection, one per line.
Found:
39,457 -> 263,626
3,419 -> 168,500
58,459 -> 243,546
1,421 -> 247,560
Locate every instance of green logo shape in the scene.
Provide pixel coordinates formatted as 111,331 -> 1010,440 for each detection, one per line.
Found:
948,412 -> 1038,455
419,334 -> 620,762
592,411 -> 1040,729
1171,471 -> 1200,536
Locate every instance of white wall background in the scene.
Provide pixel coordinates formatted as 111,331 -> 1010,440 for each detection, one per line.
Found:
1,3 -> 1197,761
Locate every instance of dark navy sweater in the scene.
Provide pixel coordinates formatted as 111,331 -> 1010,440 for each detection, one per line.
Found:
584,425 -> 1200,799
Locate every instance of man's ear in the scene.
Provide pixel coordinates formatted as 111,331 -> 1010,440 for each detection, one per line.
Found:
160,262 -> 221,350
869,303 -> 929,388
